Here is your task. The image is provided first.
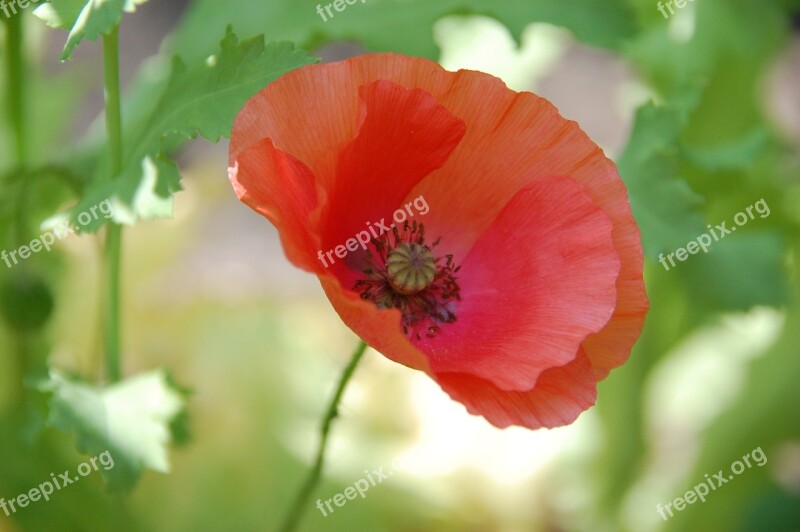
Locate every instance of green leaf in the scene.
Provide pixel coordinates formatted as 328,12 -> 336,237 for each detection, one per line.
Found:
69,28 -> 317,232
618,100 -> 707,260
40,369 -> 186,493
682,128 -> 771,171
34,0 -> 150,60
169,0 -> 637,65
67,152 -> 180,230
678,231 -> 789,312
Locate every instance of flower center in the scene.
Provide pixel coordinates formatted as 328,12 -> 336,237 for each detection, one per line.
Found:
386,243 -> 436,295
353,221 -> 460,339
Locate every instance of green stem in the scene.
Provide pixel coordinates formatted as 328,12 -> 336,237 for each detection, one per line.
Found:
103,28 -> 123,173
102,28 -> 123,383
4,11 -> 28,420
5,13 -> 26,165
103,223 -> 122,382
5,15 -> 26,246
278,341 -> 368,532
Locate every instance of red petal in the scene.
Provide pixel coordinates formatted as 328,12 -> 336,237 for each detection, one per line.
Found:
405,72 -> 648,378
229,139 -> 321,273
320,80 -> 465,284
229,55 -> 452,189
417,175 -> 619,391
319,275 -> 432,373
435,349 -> 597,429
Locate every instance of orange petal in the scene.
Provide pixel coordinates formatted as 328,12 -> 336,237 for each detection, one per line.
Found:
435,349 -> 597,430
229,139 -> 322,273
319,275 -> 432,373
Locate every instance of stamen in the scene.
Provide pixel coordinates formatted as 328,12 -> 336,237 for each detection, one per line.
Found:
353,221 -> 460,339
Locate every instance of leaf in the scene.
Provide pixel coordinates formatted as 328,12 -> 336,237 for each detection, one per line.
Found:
40,369 -> 186,492
67,153 -> 180,230
618,100 -> 707,260
34,0 -> 150,60
682,128 -> 771,171
68,28 -> 317,232
168,0 -> 637,66
678,231 -> 790,312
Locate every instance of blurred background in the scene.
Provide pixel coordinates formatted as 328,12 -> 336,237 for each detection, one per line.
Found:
1,0 -> 799,530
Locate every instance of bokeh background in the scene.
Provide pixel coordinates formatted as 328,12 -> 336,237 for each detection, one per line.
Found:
1,0 -> 799,530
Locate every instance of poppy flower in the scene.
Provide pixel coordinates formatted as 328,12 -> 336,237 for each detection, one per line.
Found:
228,53 -> 648,430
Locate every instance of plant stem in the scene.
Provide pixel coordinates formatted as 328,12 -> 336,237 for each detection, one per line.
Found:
103,28 -> 123,173
103,223 -> 122,382
6,11 -> 26,165
5,14 -> 27,245
102,28 -> 123,383
278,341 -> 368,532
5,12 -> 29,419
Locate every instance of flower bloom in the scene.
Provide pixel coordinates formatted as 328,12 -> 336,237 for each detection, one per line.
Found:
228,54 -> 648,430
